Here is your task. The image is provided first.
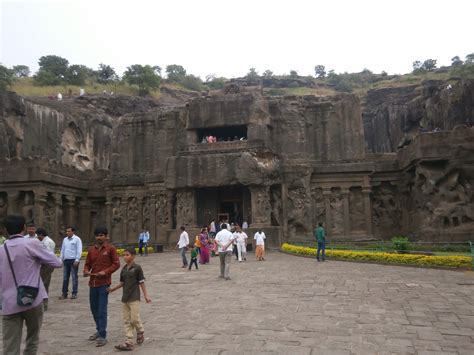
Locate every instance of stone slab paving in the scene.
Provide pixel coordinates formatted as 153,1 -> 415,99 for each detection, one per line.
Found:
1,252 -> 473,354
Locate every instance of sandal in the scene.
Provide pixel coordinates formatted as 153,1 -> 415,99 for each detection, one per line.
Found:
136,332 -> 145,344
96,338 -> 107,347
115,343 -> 134,351
88,333 -> 99,341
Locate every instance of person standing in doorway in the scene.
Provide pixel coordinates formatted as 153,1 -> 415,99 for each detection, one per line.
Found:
0,215 -> 62,355
36,228 -> 56,311
83,227 -> 120,347
254,229 -> 266,261
209,218 -> 216,238
177,226 -> 189,268
315,222 -> 326,262
215,224 -> 235,280
59,226 -> 82,299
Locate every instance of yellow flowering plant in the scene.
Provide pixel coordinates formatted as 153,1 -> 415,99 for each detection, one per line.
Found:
281,243 -> 471,269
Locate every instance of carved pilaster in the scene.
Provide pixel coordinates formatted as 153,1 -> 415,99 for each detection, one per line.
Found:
341,188 -> 350,236
6,190 -> 20,215
176,190 -> 196,227
249,186 -> 271,227
33,191 -> 48,229
362,187 -> 373,236
322,189 -> 331,235
78,199 -> 92,243
64,195 -> 77,229
149,194 -> 157,242
52,193 -> 63,239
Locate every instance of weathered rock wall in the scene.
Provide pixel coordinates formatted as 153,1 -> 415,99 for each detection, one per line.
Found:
363,79 -> 474,153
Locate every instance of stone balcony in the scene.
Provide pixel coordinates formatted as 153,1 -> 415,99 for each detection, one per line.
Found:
180,140 -> 265,155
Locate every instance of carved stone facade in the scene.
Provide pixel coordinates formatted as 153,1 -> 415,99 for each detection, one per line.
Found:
1,89 -> 473,245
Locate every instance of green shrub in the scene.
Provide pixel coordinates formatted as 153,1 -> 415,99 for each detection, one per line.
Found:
392,236 -> 409,253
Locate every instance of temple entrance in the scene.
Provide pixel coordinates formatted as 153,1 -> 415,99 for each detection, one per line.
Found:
196,186 -> 251,227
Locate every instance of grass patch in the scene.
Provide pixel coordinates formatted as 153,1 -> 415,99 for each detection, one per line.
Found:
281,243 -> 472,269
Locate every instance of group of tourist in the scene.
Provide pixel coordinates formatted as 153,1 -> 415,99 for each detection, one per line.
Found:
176,220 -> 267,280
0,215 -> 151,353
201,135 -> 247,143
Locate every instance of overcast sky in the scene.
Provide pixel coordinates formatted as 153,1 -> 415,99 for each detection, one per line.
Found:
1,0 -> 473,79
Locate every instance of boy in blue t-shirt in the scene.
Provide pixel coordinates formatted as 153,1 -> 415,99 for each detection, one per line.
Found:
314,222 -> 326,262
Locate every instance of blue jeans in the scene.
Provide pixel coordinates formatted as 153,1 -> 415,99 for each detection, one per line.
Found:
62,259 -> 79,296
317,241 -> 326,261
180,247 -> 188,266
89,285 -> 109,339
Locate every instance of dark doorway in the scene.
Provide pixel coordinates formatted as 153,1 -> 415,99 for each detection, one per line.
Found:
196,186 -> 250,227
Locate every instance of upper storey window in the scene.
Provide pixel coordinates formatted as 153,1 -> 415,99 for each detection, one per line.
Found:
197,125 -> 247,144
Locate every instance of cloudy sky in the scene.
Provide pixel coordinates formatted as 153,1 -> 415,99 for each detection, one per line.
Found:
1,0 -> 473,79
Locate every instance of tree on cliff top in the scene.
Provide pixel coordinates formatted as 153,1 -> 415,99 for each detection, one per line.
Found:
314,65 -> 326,78
166,64 -> 186,83
123,64 -> 161,96
97,63 -> 119,83
12,65 -> 30,78
0,65 -> 14,92
34,55 -> 69,85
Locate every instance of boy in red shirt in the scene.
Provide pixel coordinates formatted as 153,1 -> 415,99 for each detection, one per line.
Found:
83,227 -> 120,347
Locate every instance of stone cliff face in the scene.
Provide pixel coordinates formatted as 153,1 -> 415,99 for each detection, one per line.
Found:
0,87 -> 473,244
363,79 -> 474,153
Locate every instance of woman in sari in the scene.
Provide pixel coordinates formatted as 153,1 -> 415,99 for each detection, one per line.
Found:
199,227 -> 210,264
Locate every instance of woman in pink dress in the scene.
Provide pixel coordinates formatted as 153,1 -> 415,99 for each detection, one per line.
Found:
199,227 -> 210,264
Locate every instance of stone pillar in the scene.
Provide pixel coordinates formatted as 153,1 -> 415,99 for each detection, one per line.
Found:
362,187 -> 373,237
149,194 -> 157,242
78,199 -> 92,243
249,185 -> 271,227
105,196 -> 113,232
281,183 -> 289,241
322,188 -> 331,236
64,195 -> 77,229
33,191 -> 48,229
341,188 -> 350,236
6,190 -> 20,215
51,193 -> 63,239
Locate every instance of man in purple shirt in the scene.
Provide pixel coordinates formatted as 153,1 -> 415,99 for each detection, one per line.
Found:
0,215 -> 62,355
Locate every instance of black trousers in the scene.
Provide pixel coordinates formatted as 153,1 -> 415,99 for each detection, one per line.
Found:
188,257 -> 198,270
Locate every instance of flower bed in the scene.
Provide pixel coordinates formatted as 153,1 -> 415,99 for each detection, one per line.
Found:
281,243 -> 472,269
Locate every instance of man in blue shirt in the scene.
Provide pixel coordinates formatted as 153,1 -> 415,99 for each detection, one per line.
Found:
314,222 -> 326,262
59,226 -> 83,299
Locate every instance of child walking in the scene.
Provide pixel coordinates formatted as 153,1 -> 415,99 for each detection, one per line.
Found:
188,245 -> 199,270
108,247 -> 151,351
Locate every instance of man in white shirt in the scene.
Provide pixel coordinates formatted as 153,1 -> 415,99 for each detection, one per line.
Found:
36,228 -> 56,310
233,225 -> 248,262
254,229 -> 266,261
176,226 -> 189,268
59,226 -> 83,299
24,223 -> 37,239
138,229 -> 150,256
215,224 -> 235,280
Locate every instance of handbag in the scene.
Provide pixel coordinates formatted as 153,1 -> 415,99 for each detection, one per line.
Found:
4,243 -> 41,306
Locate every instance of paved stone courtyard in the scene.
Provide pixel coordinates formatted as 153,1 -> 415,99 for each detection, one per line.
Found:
1,251 -> 473,354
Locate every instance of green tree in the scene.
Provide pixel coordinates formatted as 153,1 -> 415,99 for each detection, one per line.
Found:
166,64 -> 186,82
205,74 -> 226,90
123,64 -> 161,96
12,65 -> 30,78
0,65 -> 14,92
262,70 -> 273,78
65,64 -> 92,85
422,59 -> 437,71
314,65 -> 326,78
246,68 -> 259,81
34,55 -> 69,85
451,56 -> 463,66
181,74 -> 204,91
97,63 -> 119,83
465,53 -> 474,64
289,70 -> 298,78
